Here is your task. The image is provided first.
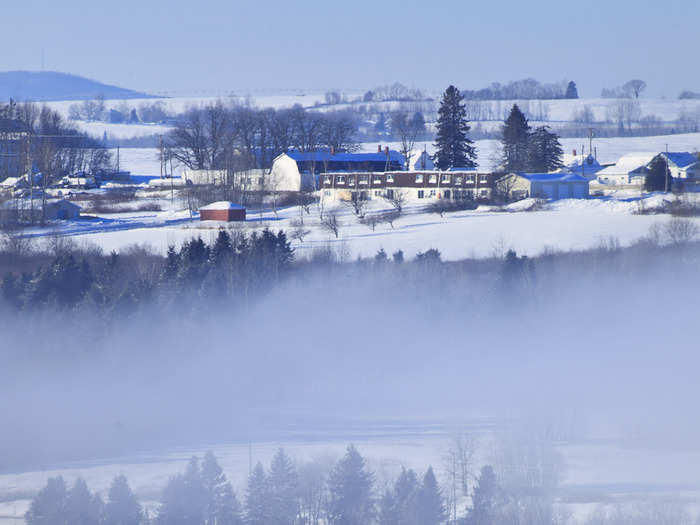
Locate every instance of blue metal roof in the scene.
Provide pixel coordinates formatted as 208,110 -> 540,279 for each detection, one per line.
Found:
516,172 -> 589,182
287,150 -> 405,164
662,152 -> 699,168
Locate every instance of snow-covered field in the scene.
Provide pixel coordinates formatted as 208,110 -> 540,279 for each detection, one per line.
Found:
24,192 -> 692,261
2,424 -> 700,525
40,93 -> 700,143
366,132 -> 700,171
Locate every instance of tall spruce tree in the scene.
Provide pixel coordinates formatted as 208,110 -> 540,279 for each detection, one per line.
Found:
378,467 -> 419,525
157,456 -> 206,525
327,445 -> 375,525
527,126 -> 564,172
433,85 -> 477,170
644,156 -> 672,192
201,451 -> 242,525
65,478 -> 103,525
245,462 -> 269,525
267,448 -> 299,525
104,475 -> 143,525
414,467 -> 446,525
25,477 -> 68,525
378,488 -> 399,525
501,104 -> 531,172
565,81 -> 579,99
465,466 -> 500,525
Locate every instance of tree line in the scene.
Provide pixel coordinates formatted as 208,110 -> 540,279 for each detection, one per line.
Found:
166,102 -> 359,172
24,444 -> 564,525
431,86 -> 563,172
460,79 -> 578,101
0,228 -> 293,312
0,99 -> 111,182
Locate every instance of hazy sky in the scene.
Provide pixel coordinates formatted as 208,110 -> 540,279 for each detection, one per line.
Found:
2,0 -> 697,97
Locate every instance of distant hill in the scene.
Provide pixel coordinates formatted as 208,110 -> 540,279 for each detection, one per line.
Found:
0,71 -> 154,102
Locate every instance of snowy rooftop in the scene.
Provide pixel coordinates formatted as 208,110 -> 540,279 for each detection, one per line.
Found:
200,201 -> 245,211
596,152 -> 657,175
662,151 -> 699,168
517,172 -> 589,182
287,150 -> 405,164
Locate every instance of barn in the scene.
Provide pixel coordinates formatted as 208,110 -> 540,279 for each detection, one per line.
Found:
497,173 -> 589,201
199,201 -> 246,221
45,199 -> 81,220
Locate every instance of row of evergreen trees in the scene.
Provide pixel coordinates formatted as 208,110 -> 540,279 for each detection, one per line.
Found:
432,86 -> 564,173
25,448 -> 513,525
0,228 -> 294,311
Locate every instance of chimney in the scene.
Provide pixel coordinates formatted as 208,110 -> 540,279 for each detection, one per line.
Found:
385,146 -> 389,156
573,149 -> 577,157
330,146 -> 334,156
378,144 -> 382,153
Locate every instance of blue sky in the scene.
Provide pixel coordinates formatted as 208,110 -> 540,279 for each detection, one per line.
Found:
2,0 -> 697,97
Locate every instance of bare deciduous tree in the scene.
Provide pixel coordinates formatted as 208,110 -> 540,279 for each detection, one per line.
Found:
289,218 -> 311,243
384,189 -> 408,216
390,111 -> 422,169
320,210 -> 341,238
623,79 -> 647,99
663,217 -> 699,245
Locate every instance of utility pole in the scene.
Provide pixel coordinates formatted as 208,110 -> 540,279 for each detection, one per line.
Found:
26,134 -> 33,224
169,150 -> 174,210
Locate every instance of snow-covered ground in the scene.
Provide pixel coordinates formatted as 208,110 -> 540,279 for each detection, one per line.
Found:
24,193 -> 692,261
40,93 -> 700,143
2,424 -> 700,525
366,132 -> 700,171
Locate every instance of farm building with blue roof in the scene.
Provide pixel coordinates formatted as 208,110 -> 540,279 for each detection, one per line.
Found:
658,152 -> 700,180
497,172 -> 589,200
270,146 -> 405,191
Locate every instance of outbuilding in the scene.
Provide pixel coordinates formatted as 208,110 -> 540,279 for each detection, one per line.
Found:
199,201 -> 246,222
44,199 -> 81,220
497,173 -> 589,201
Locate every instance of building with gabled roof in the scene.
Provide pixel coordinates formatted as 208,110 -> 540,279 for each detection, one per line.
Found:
595,152 -> 657,185
657,152 -> 699,180
497,172 -> 589,200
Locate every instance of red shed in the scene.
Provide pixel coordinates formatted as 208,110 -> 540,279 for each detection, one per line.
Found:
199,201 -> 246,221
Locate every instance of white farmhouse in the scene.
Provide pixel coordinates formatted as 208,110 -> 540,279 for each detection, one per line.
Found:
408,150 -> 434,171
595,152 -> 657,185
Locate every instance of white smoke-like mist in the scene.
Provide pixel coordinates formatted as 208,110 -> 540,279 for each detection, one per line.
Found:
1,250 -> 699,474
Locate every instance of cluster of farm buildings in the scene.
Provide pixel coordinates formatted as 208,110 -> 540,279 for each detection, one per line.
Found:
1,141 -> 699,224
183,146 -> 700,214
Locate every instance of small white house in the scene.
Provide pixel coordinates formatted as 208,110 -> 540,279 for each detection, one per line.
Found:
595,152 -> 657,185
182,160 -> 312,193
408,150 -> 434,171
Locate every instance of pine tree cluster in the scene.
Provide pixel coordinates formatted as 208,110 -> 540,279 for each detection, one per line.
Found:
500,104 -> 564,172
0,228 -> 294,312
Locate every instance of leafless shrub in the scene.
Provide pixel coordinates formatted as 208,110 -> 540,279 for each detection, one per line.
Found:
663,217 -> 699,245
384,189 -> 407,215
0,230 -> 36,259
343,192 -> 367,217
359,214 -> 380,231
46,230 -> 77,257
429,199 -> 452,218
320,211 -> 341,238
377,209 -> 401,229
90,202 -> 163,214
289,218 -> 311,243
430,199 -> 479,217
